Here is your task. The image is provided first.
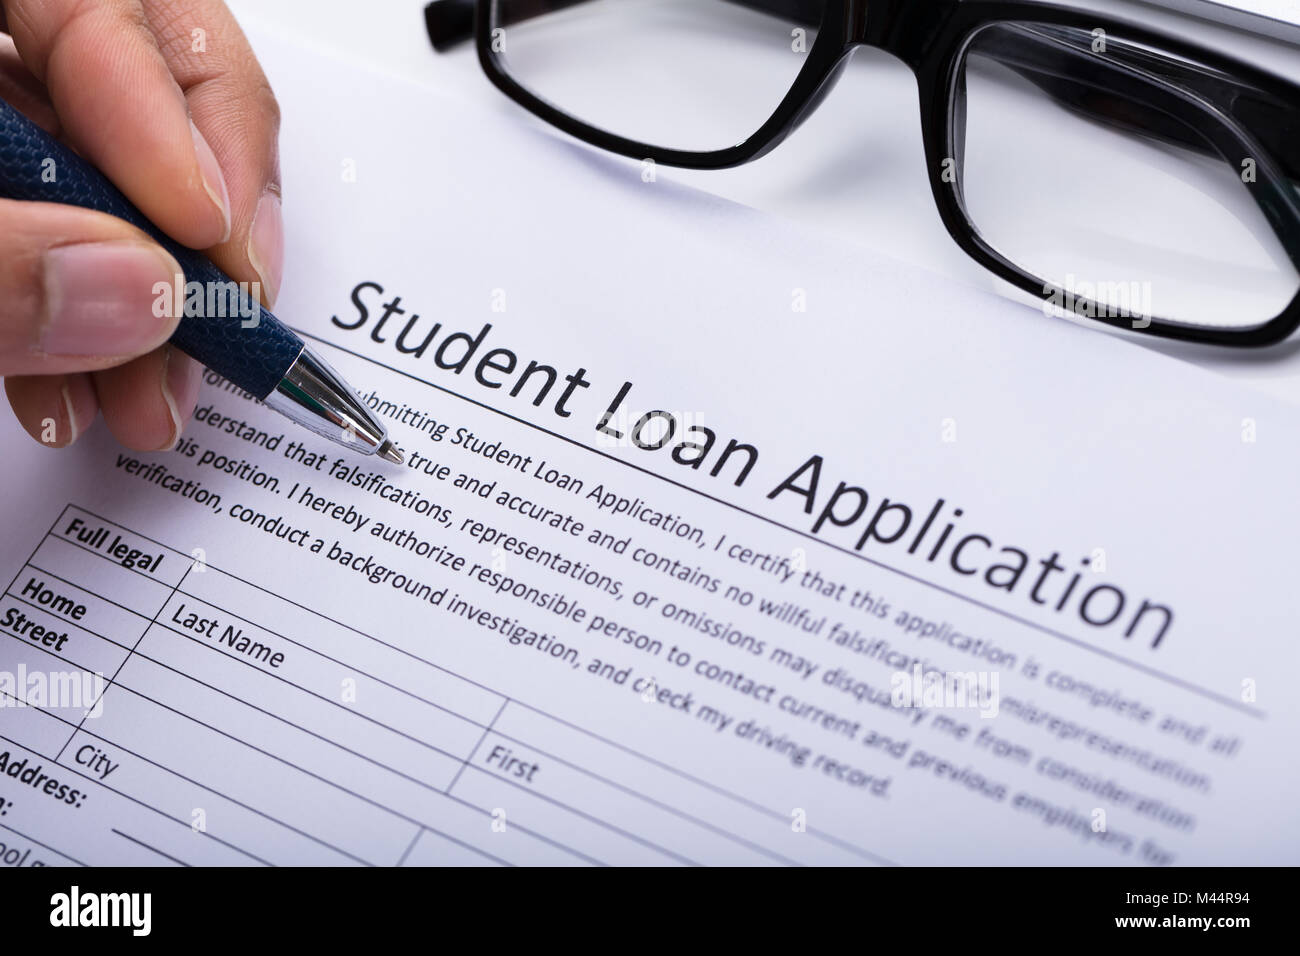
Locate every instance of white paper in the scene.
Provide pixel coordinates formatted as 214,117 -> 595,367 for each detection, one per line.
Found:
0,31 -> 1296,867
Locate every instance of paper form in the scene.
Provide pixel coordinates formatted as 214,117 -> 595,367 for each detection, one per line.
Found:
0,29 -> 1297,867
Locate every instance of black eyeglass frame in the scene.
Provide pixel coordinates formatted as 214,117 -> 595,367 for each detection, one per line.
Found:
433,0 -> 1300,348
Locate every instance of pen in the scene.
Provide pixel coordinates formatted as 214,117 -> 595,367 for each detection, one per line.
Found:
0,97 -> 404,465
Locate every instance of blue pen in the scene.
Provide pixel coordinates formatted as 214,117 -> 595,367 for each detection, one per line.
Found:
0,98 -> 403,465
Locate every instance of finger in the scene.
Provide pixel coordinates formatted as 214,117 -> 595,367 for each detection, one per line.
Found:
0,33 -> 58,131
4,371 -> 97,447
92,344 -> 200,451
0,198 -> 183,377
3,0 -> 232,249
142,0 -> 282,305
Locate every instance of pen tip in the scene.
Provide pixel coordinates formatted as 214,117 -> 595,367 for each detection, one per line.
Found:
378,441 -> 404,465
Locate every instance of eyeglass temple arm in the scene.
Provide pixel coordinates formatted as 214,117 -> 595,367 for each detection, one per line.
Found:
424,0 -> 1298,182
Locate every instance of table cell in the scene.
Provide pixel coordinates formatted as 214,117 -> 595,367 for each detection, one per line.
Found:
58,728 -> 355,866
27,537 -> 175,615
0,699 -> 70,759
150,592 -> 487,759
51,510 -> 188,588
399,827 -> 502,867
1,597 -> 133,681
404,782 -> 593,867
76,681 -> 413,868
181,569 -> 504,725
493,704 -> 875,865
449,766 -> 682,866
469,730 -> 777,865
135,627 -> 469,791
0,628 -> 116,727
0,825 -> 85,867
6,567 -> 154,647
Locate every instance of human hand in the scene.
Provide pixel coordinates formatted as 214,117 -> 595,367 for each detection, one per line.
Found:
0,0 -> 282,450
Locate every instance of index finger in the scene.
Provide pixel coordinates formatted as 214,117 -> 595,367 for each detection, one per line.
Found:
2,0 -> 232,250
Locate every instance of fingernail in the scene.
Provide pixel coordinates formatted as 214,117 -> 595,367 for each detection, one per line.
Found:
248,189 -> 284,307
41,242 -> 182,356
191,119 -> 232,244
59,382 -> 79,445
56,376 -> 97,447
159,347 -> 202,450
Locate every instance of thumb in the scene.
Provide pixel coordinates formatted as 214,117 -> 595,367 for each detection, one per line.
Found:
0,197 -> 183,377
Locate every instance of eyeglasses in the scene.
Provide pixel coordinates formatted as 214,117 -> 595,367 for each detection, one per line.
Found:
426,0 -> 1300,347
